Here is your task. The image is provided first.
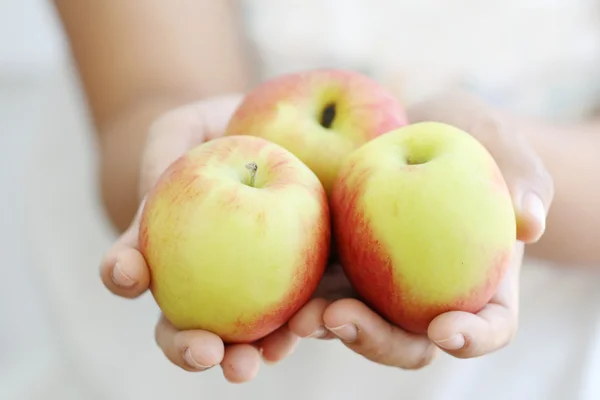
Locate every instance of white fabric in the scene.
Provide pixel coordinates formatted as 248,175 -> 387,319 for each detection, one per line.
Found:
2,0 -> 599,399
241,0 -> 600,121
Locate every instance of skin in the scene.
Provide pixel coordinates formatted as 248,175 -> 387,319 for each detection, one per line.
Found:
225,69 -> 408,194
53,0 -> 252,232
140,135 -> 330,343
407,90 -> 595,264
53,0 -> 598,385
331,122 -> 517,334
96,95 -> 546,378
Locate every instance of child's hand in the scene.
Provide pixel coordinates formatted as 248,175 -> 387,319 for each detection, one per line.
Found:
287,89 -> 554,368
99,95 -> 302,383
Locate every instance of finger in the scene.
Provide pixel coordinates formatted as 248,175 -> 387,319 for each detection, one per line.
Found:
512,186 -> 552,244
323,299 -> 438,369
505,145 -> 554,244
288,298 -> 336,340
258,324 -> 300,365
427,304 -> 517,359
428,242 -> 523,358
99,203 -> 150,298
220,344 -> 261,384
483,122 -> 554,244
154,315 -> 225,372
408,92 -> 554,244
100,247 -> 149,298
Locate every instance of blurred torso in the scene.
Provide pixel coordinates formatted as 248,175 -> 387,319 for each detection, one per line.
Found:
240,0 -> 600,121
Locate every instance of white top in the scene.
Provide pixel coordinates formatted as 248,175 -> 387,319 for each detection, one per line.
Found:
2,1 -> 600,399
240,0 -> 600,121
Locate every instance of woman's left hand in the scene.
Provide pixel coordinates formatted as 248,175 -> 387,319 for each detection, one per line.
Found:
287,89 -> 554,367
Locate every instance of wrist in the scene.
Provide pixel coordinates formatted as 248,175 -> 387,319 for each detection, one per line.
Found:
98,96 -> 195,232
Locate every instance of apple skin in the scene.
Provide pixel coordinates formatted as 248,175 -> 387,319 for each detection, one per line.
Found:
139,135 -> 330,343
224,68 -> 408,195
330,122 -> 516,334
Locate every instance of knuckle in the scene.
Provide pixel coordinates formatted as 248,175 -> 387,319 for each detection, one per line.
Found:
537,168 -> 555,203
362,343 -> 389,363
361,324 -> 400,364
402,346 -> 438,370
154,325 -> 182,368
360,326 -> 438,369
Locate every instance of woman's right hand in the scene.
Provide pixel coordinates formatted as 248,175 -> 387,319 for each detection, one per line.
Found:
98,94 -> 301,383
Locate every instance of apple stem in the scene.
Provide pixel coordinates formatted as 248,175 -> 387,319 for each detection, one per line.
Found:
245,162 -> 258,187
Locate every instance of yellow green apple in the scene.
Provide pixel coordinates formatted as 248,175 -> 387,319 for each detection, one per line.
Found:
224,68 -> 408,195
330,122 -> 516,334
139,135 -> 330,343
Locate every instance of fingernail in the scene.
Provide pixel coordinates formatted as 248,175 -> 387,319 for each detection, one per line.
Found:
261,350 -> 278,366
184,348 -> 213,370
307,326 -> 327,338
112,262 -> 136,288
434,333 -> 465,350
522,192 -> 546,231
327,324 -> 358,343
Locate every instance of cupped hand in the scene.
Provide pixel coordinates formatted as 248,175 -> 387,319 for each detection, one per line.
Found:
288,89 -> 554,368
99,89 -> 555,377
288,262 -> 439,369
409,90 -> 554,358
99,94 -> 299,383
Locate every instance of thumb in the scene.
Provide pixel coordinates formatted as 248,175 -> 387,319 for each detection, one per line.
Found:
503,145 -> 554,244
514,190 -> 549,244
322,299 -> 437,369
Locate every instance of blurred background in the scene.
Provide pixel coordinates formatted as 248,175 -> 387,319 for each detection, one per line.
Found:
0,0 -> 118,398
2,1 -> 600,399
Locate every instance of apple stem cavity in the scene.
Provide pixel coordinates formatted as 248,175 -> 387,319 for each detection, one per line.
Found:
406,154 -> 429,166
245,162 -> 258,187
320,102 -> 336,129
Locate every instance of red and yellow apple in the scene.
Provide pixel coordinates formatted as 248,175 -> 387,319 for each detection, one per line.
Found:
225,69 -> 408,195
331,122 -> 516,334
139,135 -> 330,343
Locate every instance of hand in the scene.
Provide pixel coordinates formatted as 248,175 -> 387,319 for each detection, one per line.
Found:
288,262 -> 439,369
99,94 -> 300,383
408,89 -> 554,357
287,89 -> 554,367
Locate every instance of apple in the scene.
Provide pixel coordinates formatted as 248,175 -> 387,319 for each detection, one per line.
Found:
330,122 -> 516,334
139,135 -> 330,343
224,68 -> 408,195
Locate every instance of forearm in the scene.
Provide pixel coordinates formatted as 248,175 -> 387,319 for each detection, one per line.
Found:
53,0 -> 251,126
53,0 -> 251,231
519,117 -> 600,266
